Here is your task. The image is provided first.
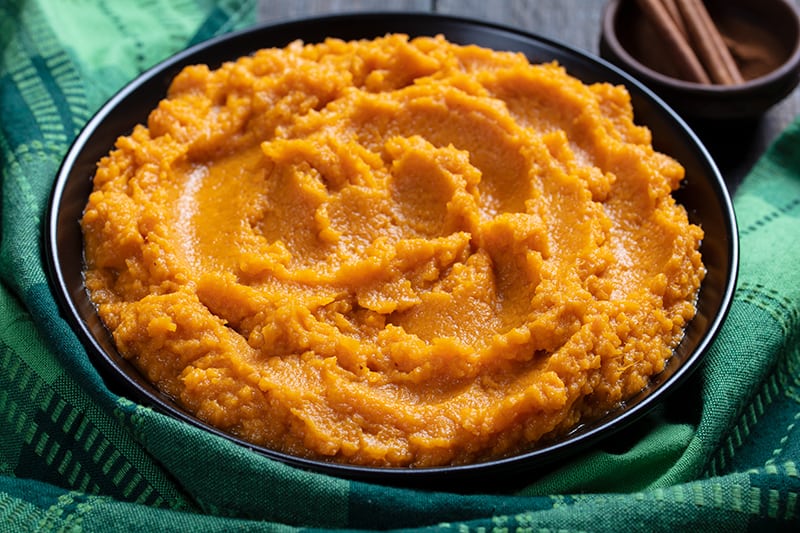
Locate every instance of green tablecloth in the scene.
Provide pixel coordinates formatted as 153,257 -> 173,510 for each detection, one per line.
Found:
1,1 -> 799,530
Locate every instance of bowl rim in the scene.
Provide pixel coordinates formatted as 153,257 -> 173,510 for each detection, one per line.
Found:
601,0 -> 800,94
44,10 -> 740,485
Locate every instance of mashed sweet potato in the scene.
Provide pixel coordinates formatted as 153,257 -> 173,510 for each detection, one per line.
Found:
82,34 -> 705,467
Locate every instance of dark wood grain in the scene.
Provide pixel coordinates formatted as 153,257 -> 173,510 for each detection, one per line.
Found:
257,0 -> 433,22
435,0 -> 604,53
257,0 -> 800,192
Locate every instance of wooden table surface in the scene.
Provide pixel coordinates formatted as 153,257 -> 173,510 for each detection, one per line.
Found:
257,0 -> 800,193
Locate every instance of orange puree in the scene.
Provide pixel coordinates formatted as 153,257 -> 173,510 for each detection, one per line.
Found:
82,34 -> 705,467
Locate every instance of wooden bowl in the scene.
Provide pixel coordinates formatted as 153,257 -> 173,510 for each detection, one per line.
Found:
600,0 -> 800,119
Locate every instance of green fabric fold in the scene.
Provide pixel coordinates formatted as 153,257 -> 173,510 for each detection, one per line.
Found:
2,1 -> 799,530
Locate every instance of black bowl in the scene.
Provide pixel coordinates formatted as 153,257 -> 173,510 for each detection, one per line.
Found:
44,12 -> 738,486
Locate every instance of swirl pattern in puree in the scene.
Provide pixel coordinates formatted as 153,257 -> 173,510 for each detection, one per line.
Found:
82,34 -> 705,467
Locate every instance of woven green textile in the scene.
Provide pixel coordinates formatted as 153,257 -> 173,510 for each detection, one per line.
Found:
1,1 -> 799,531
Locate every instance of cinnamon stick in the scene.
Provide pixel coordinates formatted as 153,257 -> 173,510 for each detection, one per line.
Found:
635,0 -> 711,83
674,0 -> 745,85
661,0 -> 689,39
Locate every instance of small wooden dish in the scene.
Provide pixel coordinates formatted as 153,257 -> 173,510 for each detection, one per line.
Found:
600,0 -> 800,119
